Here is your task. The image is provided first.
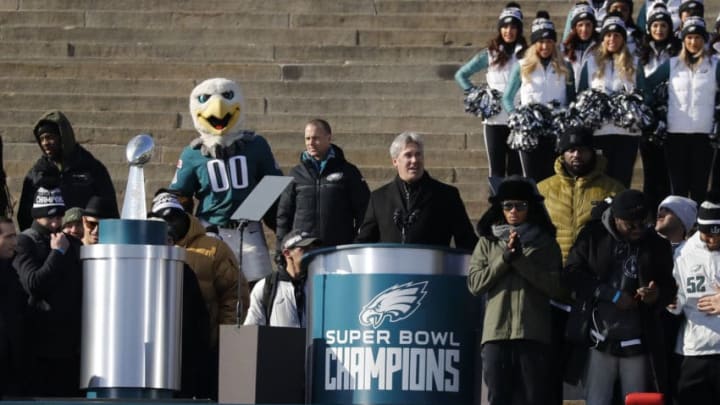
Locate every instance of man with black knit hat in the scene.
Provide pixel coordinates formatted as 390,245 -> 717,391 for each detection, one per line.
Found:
538,127 -> 625,262
16,110 -> 118,231
13,185 -> 83,397
667,192 -> 720,403
564,189 -> 676,403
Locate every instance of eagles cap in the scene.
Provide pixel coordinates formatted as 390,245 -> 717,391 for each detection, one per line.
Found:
282,229 -> 320,250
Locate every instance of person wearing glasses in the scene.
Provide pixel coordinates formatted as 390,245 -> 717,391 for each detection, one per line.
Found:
564,189 -> 676,404
468,176 -> 563,405
80,196 -> 118,246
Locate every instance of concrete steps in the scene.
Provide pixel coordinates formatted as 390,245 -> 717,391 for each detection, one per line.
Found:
0,0 -> 673,223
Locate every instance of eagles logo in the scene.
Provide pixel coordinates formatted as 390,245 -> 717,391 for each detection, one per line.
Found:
359,281 -> 428,329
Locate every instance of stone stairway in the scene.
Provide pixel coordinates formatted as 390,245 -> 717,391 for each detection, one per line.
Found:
1,0 -> 715,222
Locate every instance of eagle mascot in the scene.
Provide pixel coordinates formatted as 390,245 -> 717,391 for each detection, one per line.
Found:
169,78 -> 282,281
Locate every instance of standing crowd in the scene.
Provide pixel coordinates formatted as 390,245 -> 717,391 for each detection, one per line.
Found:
458,1 -> 720,404
0,1 -> 719,404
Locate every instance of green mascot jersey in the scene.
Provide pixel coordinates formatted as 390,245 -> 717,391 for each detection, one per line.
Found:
169,133 -> 282,226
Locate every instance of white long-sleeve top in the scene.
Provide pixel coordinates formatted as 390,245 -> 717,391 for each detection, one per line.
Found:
669,232 -> 720,356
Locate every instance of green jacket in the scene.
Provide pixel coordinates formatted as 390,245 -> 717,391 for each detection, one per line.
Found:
537,155 -> 625,263
468,230 -> 563,345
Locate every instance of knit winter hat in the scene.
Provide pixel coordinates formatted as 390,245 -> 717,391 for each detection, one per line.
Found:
601,12 -> 628,40
556,126 -> 594,153
34,122 -> 60,138
150,192 -> 185,218
681,16 -> 708,40
658,196 -> 697,234
647,3 -> 674,33
32,187 -> 65,219
498,2 -> 524,30
679,0 -> 704,18
62,207 -> 84,227
570,2 -> 596,29
611,189 -> 648,221
698,199 -> 720,235
530,11 -> 557,44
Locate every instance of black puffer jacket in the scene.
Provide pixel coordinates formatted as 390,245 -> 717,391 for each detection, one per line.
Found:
17,111 -> 118,230
564,208 -> 676,394
277,145 -> 370,247
13,222 -> 82,358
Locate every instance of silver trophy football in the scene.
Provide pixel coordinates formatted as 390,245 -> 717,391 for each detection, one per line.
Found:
121,133 -> 154,219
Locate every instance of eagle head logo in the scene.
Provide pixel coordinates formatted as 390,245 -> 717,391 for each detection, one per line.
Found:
358,281 -> 428,329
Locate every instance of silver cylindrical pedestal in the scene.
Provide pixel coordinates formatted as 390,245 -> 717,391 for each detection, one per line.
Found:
80,244 -> 185,393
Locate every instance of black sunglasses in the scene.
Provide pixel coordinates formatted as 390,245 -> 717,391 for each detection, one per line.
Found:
501,201 -> 529,211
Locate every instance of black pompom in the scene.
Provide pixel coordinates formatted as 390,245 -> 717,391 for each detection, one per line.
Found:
536,10 -> 550,19
506,2 -> 521,9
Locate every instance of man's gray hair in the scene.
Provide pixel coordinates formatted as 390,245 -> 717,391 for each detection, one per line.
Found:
389,131 -> 424,158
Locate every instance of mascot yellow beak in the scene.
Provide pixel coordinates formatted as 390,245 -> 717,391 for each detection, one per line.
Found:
190,78 -> 245,137
196,96 -> 241,136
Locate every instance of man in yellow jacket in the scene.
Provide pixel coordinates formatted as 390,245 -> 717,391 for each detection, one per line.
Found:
150,190 -> 250,399
537,127 -> 625,263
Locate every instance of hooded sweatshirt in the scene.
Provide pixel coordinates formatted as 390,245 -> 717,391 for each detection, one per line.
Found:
17,111 -> 118,230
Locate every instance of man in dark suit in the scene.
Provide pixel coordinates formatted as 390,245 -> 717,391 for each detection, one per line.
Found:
356,132 -> 478,250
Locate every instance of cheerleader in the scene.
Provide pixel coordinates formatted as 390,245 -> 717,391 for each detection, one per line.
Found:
455,2 -> 527,181
637,3 -> 681,210
636,0 -> 682,33
563,2 -> 600,89
503,11 -> 576,182
711,12 -> 720,54
646,17 -> 720,205
604,0 -> 643,54
562,0 -> 609,40
578,13 -> 644,188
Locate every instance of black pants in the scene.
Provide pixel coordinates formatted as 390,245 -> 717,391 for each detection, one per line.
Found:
639,137 -> 670,212
665,133 -> 715,206
594,135 -> 639,189
484,124 -> 522,178
677,354 -> 720,405
482,340 -> 550,405
548,307 -> 569,405
519,137 -> 557,183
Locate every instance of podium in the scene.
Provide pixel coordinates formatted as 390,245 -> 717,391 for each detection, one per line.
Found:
304,244 -> 478,405
218,325 -> 306,404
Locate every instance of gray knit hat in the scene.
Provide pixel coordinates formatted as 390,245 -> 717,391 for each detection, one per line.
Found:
658,196 -> 697,234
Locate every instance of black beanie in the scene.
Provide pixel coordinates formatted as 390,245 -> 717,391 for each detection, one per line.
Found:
497,2 -> 524,31
34,122 -> 60,138
611,189 -> 648,220
681,16 -> 708,41
570,2 -> 596,29
601,12 -> 628,41
679,1 -> 704,18
557,127 -> 594,153
530,11 -> 557,44
697,190 -> 720,234
32,187 -> 65,219
647,3 -> 674,33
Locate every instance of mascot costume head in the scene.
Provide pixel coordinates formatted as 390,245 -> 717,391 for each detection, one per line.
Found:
189,78 -> 254,158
